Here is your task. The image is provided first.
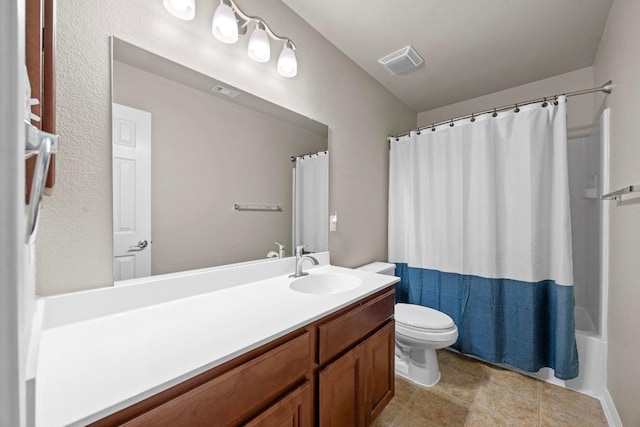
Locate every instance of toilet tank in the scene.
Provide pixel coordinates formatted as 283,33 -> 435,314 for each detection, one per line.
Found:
356,262 -> 396,276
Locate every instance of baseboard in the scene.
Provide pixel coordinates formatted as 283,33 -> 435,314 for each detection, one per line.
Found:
601,389 -> 623,427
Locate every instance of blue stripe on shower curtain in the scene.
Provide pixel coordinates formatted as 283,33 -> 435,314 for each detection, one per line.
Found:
394,263 -> 579,380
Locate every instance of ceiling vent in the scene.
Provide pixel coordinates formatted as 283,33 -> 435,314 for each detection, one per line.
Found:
378,45 -> 424,75
212,85 -> 240,98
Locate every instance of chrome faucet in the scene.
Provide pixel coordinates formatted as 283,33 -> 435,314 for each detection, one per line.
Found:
290,245 -> 319,278
275,241 -> 285,258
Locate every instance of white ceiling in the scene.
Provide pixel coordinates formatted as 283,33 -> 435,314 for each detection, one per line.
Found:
281,0 -> 613,113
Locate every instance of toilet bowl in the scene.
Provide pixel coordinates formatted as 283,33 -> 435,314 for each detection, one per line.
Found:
356,262 -> 458,387
395,303 -> 458,386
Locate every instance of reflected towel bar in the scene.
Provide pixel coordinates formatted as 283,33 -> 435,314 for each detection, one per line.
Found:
602,185 -> 639,201
234,203 -> 282,212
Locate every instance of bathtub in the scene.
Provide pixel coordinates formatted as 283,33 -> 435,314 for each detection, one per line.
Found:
529,306 -> 606,398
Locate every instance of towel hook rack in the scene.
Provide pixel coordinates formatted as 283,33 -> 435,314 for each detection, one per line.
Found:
25,121 -> 59,244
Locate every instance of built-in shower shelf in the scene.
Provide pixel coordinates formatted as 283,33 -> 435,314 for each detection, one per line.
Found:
601,185 -> 639,201
582,188 -> 599,199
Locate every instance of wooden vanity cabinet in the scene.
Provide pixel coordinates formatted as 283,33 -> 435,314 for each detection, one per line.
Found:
92,286 -> 395,427
318,321 -> 395,427
91,330 -> 313,427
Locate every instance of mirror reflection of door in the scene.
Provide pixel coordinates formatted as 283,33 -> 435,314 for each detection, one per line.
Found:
112,103 -> 152,280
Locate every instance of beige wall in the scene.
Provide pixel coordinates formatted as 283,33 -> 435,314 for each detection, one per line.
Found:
418,67 -> 594,139
113,61 -> 327,274
38,0 -> 415,295
593,0 -> 640,424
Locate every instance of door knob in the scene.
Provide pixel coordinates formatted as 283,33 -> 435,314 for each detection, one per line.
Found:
128,240 -> 149,251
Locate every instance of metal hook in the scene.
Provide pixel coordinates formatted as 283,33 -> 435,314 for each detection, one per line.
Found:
449,119 -> 454,127
541,98 -> 548,108
492,109 -> 498,118
431,124 -> 436,131
470,114 -> 475,123
417,130 -> 421,135
514,104 -> 520,113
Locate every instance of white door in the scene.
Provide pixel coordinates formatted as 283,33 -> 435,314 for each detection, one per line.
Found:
112,103 -> 152,281
1,1 -> 29,425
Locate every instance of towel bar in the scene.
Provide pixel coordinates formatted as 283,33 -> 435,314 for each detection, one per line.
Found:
601,185 -> 638,201
234,203 -> 282,212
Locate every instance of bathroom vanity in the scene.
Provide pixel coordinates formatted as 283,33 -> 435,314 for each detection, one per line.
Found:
33,254 -> 398,426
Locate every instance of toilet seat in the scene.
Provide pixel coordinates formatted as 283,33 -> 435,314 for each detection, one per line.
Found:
395,303 -> 455,331
395,303 -> 458,342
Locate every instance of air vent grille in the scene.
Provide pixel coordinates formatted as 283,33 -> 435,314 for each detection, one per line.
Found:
378,46 -> 424,75
212,85 -> 240,98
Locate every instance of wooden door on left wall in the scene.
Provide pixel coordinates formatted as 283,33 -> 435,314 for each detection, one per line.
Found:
26,0 -> 56,199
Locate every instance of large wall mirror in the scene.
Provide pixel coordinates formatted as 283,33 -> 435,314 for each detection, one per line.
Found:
111,38 -> 329,282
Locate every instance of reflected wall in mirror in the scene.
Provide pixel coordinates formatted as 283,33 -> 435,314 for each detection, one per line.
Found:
112,39 -> 328,281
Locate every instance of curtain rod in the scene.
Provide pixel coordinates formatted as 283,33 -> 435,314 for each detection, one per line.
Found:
391,80 -> 613,140
290,149 -> 328,162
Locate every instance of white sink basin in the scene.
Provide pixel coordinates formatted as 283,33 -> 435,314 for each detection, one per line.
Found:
289,273 -> 362,295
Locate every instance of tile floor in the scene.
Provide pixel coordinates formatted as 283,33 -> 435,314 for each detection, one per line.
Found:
373,350 -> 608,427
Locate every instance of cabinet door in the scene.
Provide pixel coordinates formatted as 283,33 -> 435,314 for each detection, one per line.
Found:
365,321 -> 395,425
318,343 -> 365,427
245,382 -> 312,427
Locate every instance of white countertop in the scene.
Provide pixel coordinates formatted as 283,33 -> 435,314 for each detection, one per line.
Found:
34,260 -> 399,426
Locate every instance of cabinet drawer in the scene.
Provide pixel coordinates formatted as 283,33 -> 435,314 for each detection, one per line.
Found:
124,331 -> 311,427
245,381 -> 312,427
318,289 -> 394,365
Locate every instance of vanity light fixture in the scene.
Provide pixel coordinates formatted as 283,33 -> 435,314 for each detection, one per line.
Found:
163,0 -> 297,77
247,23 -> 270,63
162,0 -> 195,20
211,1 -> 238,44
278,41 -> 297,78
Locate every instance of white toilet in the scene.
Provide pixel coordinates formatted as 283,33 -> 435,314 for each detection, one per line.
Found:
356,262 -> 458,387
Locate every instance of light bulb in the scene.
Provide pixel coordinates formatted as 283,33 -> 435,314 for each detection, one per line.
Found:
163,0 -> 195,20
278,44 -> 297,78
211,2 -> 238,44
248,25 -> 270,63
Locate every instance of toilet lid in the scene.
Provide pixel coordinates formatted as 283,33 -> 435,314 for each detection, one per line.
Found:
395,303 -> 455,331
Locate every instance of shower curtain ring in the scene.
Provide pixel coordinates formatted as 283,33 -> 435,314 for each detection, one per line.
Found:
514,104 -> 520,113
449,119 -> 454,127
431,124 -> 436,131
470,114 -> 475,122
492,108 -> 498,118
542,98 -> 548,107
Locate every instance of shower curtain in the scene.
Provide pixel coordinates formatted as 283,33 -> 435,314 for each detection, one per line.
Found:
389,97 -> 579,379
294,152 -> 328,253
